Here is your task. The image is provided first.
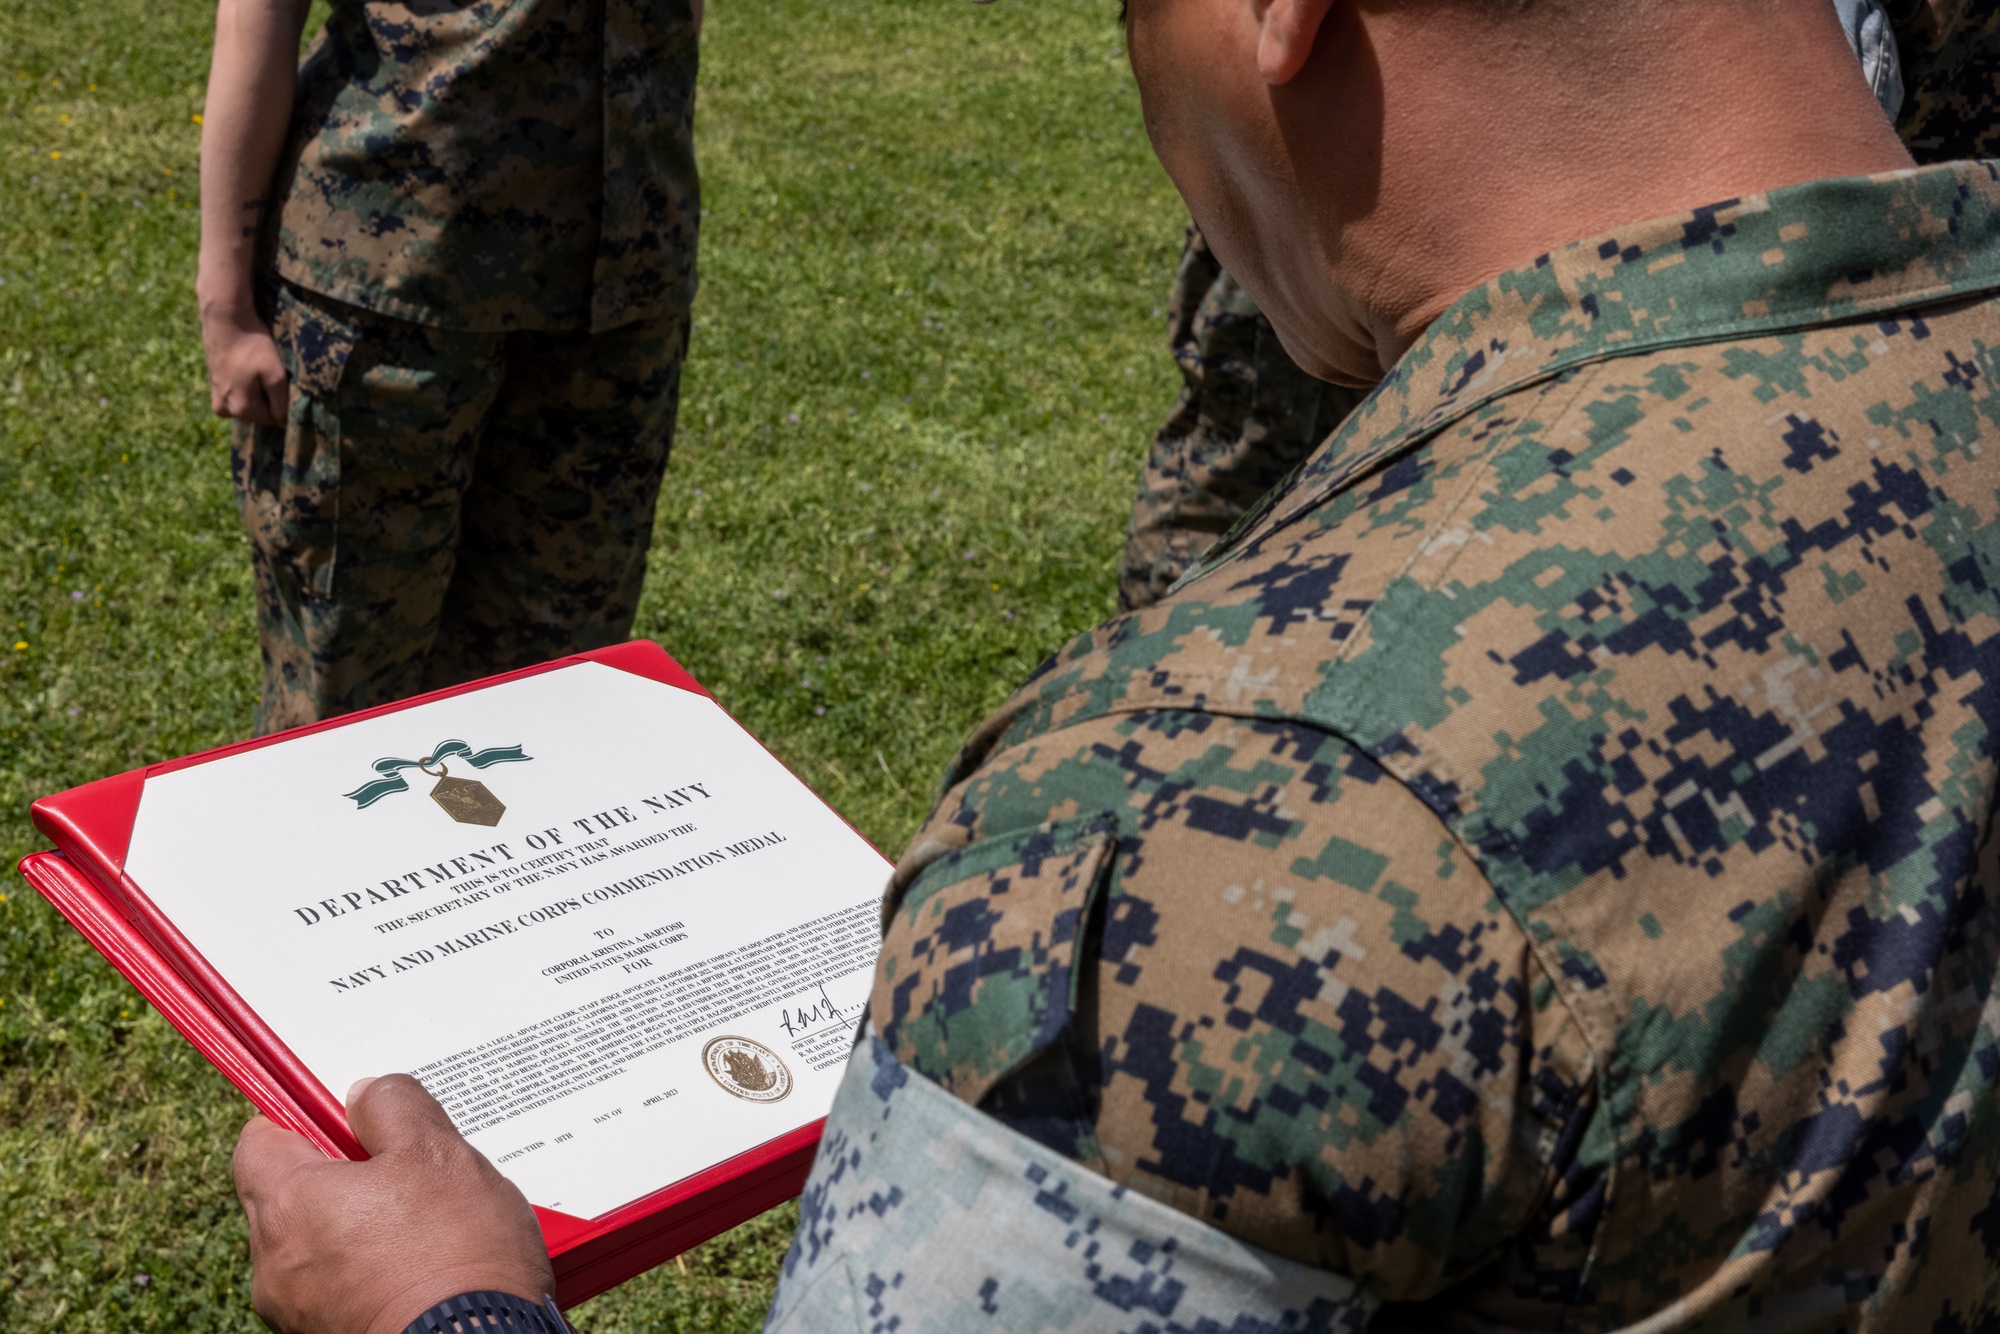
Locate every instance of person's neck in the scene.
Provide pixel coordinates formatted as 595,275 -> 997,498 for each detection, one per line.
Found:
1335,2 -> 1919,372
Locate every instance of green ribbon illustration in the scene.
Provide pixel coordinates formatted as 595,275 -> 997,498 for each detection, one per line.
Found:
343,739 -> 533,809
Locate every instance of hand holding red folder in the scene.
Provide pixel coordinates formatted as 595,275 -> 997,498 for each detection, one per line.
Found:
235,1075 -> 552,1334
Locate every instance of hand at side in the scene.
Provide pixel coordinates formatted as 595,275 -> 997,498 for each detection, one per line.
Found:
233,1075 -> 554,1334
201,308 -> 291,425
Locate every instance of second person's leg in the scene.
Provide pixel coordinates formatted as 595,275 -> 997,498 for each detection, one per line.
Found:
234,283 -> 506,733
419,310 -> 691,690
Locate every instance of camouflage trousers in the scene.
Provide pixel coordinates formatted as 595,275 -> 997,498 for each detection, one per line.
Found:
233,281 -> 688,735
766,1032 -> 1373,1334
1116,223 -> 1367,612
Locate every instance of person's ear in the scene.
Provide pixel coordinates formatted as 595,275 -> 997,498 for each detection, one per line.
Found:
1258,0 -> 1336,84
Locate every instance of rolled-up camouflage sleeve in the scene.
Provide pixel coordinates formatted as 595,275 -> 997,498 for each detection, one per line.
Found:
869,707 -> 1599,1306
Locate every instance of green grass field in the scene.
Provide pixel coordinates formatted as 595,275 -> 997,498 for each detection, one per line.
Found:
0,1 -> 1179,1326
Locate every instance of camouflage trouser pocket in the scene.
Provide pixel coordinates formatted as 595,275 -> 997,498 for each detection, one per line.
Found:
870,813 -> 1120,1110
233,283 -> 359,601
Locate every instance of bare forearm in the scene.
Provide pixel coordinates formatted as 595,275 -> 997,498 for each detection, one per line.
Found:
197,0 -> 311,320
197,0 -> 310,425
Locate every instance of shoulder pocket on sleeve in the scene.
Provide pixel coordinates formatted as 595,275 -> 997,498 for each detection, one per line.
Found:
870,813 -> 1119,1106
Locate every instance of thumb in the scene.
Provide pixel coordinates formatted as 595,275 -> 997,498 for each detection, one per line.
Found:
343,1073 -> 463,1159
259,368 -> 290,425
234,1113 -> 332,1210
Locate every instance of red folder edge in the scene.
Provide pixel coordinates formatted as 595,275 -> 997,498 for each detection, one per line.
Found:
22,640 -> 866,1307
18,850 -> 340,1155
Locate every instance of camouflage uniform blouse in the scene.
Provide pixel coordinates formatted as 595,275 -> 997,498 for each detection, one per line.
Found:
269,0 -> 699,332
870,163 -> 2000,1329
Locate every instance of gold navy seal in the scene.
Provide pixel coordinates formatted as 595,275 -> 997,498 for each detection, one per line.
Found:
702,1036 -> 793,1103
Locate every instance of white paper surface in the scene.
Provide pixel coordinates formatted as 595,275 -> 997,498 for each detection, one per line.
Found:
125,661 -> 890,1219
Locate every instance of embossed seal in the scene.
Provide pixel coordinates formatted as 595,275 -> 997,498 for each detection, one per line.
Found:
701,1035 -> 793,1103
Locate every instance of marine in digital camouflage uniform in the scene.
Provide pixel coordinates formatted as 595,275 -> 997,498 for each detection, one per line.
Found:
770,154 -> 2000,1334
1116,0 -> 1964,614
238,0 -> 700,733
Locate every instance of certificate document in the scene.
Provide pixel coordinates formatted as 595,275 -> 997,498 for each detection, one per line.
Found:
110,659 -> 889,1220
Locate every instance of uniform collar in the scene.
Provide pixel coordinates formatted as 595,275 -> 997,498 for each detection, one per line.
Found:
1214,160 -> 2000,557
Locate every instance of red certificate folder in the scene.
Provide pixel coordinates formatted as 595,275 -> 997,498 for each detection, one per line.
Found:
21,640 -> 879,1307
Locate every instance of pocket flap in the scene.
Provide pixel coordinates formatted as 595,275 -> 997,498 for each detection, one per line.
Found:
870,814 -> 1118,1106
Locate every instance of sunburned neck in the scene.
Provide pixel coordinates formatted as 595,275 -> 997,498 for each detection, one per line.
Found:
1345,1 -> 1919,371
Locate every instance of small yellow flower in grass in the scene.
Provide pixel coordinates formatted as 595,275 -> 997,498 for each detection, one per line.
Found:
12,641 -> 25,650
49,151 -> 59,160
191,113 -> 203,125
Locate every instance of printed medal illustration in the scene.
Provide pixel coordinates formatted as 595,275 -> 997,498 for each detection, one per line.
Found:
342,739 -> 533,825
702,1036 -> 793,1103
421,757 -> 506,826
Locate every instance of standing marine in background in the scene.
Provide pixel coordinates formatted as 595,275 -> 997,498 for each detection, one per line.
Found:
1118,0 -> 1995,612
197,0 -> 703,734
